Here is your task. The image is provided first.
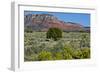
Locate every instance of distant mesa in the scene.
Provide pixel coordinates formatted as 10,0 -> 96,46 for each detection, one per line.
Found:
24,14 -> 90,32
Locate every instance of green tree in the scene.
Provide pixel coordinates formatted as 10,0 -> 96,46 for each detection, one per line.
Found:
46,28 -> 62,41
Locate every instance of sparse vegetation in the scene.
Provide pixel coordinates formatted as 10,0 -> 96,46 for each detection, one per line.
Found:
24,31 -> 90,61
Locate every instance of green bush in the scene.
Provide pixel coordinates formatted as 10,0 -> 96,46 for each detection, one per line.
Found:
63,52 -> 73,59
62,45 -> 73,59
54,52 -> 63,60
73,48 -> 90,59
46,28 -> 62,41
38,50 -> 53,61
80,48 -> 90,58
25,26 -> 33,33
73,49 -> 83,59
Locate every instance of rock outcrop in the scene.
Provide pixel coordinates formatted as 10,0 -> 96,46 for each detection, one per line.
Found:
24,14 -> 89,32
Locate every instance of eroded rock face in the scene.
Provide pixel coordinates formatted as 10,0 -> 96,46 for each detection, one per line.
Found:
24,14 -> 89,32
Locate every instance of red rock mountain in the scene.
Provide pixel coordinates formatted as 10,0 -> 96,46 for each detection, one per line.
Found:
24,14 -> 85,31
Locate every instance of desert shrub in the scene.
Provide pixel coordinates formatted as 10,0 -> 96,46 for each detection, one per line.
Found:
25,26 -> 33,33
24,55 -> 33,61
80,34 -> 90,48
79,29 -> 85,33
24,45 -> 33,56
80,48 -> 90,58
38,50 -> 53,61
63,52 -> 73,59
46,28 -> 62,41
24,54 -> 38,61
51,41 -> 64,54
69,40 -> 80,49
62,45 -> 73,59
54,52 -> 63,60
73,49 -> 83,59
73,48 -> 90,59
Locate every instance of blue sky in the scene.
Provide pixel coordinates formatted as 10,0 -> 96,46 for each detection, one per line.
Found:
24,11 -> 90,27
